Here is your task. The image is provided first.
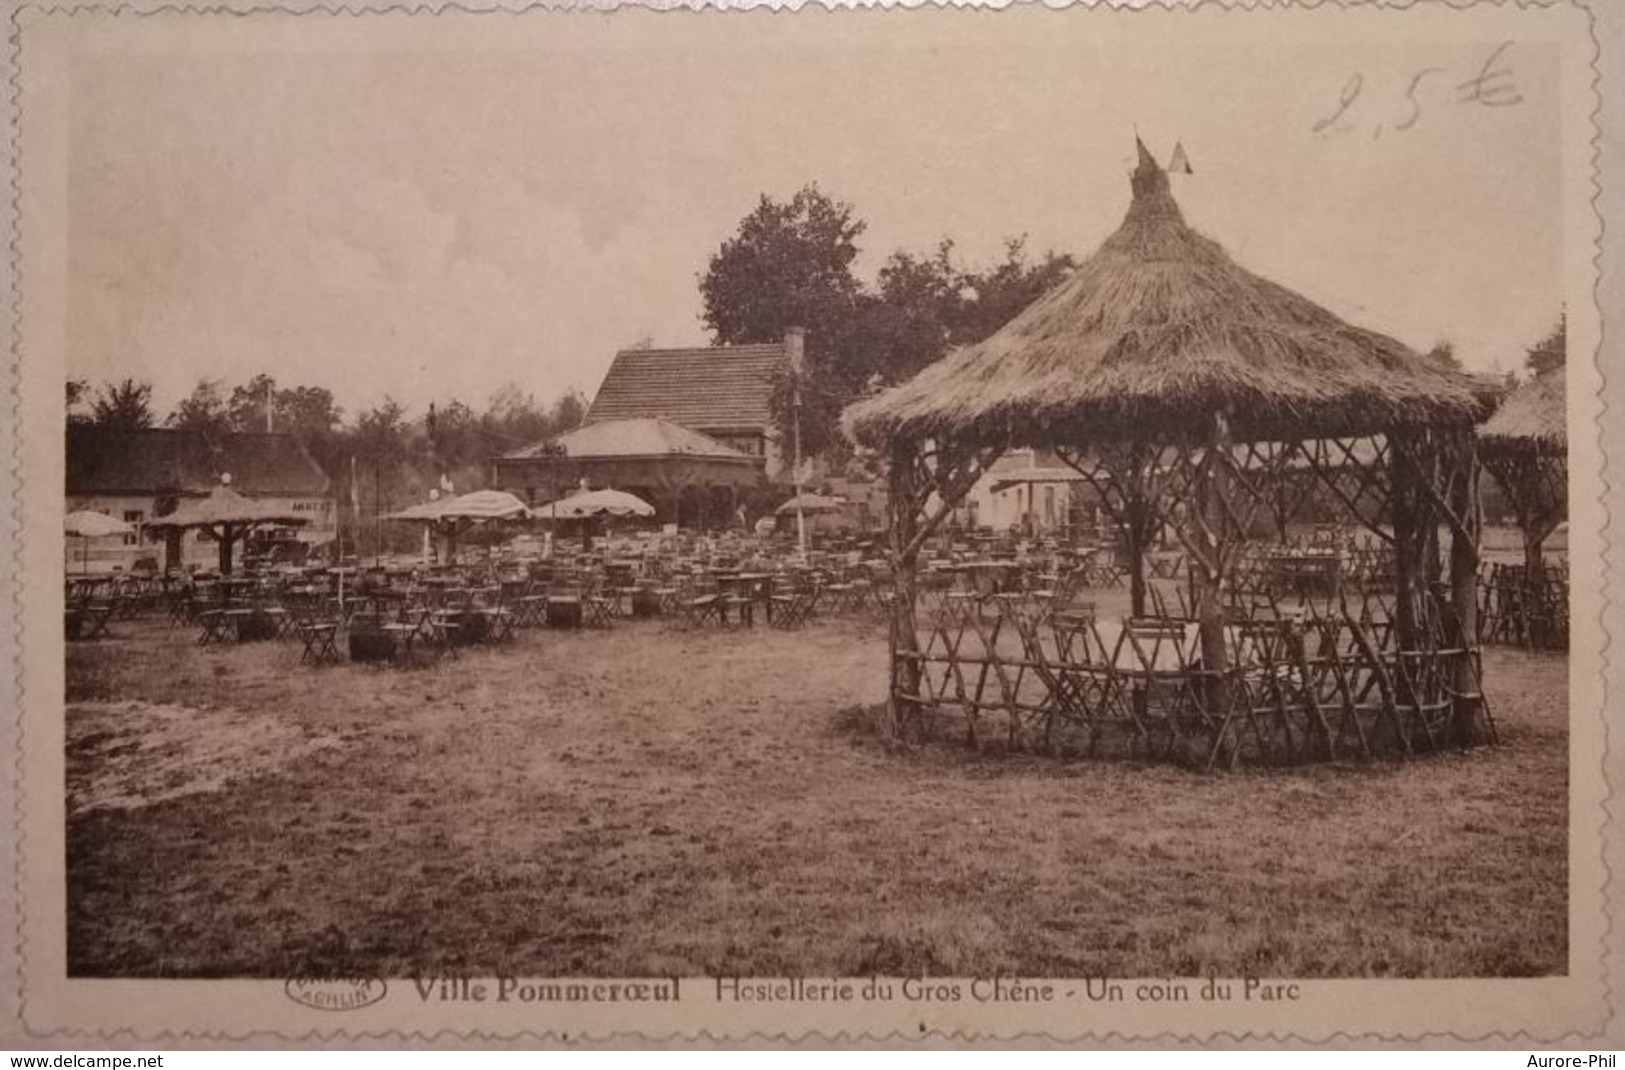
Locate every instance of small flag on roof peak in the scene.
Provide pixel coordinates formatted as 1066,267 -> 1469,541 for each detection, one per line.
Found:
1134,134 -> 1159,172
1168,140 -> 1193,175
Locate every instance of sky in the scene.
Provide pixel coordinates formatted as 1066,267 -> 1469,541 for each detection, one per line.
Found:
64,7 -> 1567,422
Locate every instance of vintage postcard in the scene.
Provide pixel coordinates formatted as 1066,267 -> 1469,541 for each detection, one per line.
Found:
2,0 -> 1620,1047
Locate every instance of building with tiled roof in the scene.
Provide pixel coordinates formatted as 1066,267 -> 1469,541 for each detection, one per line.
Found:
66,427 -> 334,571
494,417 -> 767,531
584,331 -> 799,478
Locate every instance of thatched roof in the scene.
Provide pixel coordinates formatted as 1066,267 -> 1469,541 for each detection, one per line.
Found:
845,141 -> 1497,448
144,482 -> 309,529
1480,366 -> 1566,454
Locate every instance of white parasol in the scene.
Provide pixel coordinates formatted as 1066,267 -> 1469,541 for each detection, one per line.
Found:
539,488 -> 655,519
64,510 -> 134,574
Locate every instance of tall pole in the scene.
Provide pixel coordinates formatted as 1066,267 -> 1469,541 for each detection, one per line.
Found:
793,368 -> 806,560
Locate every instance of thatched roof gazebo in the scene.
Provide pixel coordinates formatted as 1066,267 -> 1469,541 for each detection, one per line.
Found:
845,141 -> 1499,766
1477,366 -> 1566,650
1480,365 -> 1566,570
144,477 -> 308,575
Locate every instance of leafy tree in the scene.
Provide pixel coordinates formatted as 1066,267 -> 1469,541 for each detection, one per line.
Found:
66,378 -> 92,427
700,184 -> 866,346
956,237 -> 1076,346
1525,316 -> 1565,378
228,373 -> 280,433
353,397 -> 409,470
701,188 -> 1077,457
90,378 -> 155,433
425,399 -> 484,472
214,374 -> 343,479
277,384 -> 342,439
166,378 -> 232,437
866,241 -> 965,386
482,383 -> 556,446
700,186 -> 869,458
549,389 -> 588,433
864,236 -> 1076,388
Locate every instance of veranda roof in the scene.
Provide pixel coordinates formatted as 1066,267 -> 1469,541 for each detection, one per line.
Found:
504,417 -> 752,462
1480,366 -> 1566,454
845,141 -> 1498,448
986,464 -> 1089,495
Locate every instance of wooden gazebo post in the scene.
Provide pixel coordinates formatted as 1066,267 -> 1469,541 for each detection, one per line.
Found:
1120,446 -> 1154,620
1194,414 -> 1233,724
885,438 -> 923,736
1388,432 -> 1422,653
1447,426 -> 1486,744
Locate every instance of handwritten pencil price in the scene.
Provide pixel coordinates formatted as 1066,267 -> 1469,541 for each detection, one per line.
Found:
1313,41 -> 1524,139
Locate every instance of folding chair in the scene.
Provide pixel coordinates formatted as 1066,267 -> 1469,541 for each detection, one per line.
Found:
678,577 -> 723,629
480,603 -> 518,643
71,600 -> 116,640
426,611 -> 461,660
380,609 -> 427,665
513,580 -> 550,628
653,582 -> 683,618
167,585 -> 197,626
1118,617 -> 1211,760
769,580 -> 819,629
196,607 -> 232,646
583,593 -> 618,628
258,601 -> 293,639
821,575 -> 856,613
295,615 -> 342,665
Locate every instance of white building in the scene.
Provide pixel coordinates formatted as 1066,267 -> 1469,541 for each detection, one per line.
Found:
66,427 -> 335,572
957,448 -> 1087,535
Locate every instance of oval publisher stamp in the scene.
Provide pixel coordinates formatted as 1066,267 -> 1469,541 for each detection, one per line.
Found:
283,978 -> 389,1013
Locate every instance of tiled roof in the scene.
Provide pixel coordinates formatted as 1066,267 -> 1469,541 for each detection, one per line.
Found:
66,427 -> 331,498
504,417 -> 753,461
585,343 -> 788,433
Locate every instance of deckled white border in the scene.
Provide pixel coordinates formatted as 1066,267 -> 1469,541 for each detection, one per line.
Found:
0,0 -> 1617,1048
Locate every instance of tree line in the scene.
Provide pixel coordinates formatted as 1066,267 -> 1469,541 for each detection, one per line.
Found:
67,374 -> 588,516
67,180 -> 1567,515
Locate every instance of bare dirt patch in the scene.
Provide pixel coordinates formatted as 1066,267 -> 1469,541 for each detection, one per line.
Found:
68,701 -> 343,817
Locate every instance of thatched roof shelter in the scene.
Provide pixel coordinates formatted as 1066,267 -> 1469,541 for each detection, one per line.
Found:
1479,366 -> 1567,576
847,141 -> 1495,448
145,481 -> 309,574
1481,366 -> 1566,455
850,140 -> 1496,764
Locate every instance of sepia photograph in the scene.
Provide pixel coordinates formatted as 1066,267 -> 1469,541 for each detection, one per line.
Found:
14,0 -> 1607,1039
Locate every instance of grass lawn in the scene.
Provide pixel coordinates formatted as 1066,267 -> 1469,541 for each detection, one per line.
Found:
65,610 -> 1567,979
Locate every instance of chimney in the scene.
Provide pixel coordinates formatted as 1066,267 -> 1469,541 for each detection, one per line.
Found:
785,327 -> 806,374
